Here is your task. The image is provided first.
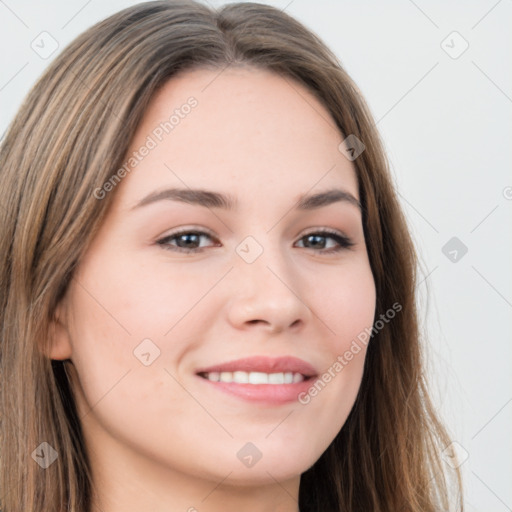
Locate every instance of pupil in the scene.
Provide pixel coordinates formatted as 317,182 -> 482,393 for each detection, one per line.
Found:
179,234 -> 199,248
306,235 -> 325,248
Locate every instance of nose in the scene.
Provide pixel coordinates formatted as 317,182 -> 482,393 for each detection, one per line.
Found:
226,242 -> 312,334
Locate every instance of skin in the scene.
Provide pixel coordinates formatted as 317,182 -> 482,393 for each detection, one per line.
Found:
51,66 -> 376,512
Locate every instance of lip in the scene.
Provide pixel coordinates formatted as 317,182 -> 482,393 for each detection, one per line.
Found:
195,355 -> 318,377
195,356 -> 318,405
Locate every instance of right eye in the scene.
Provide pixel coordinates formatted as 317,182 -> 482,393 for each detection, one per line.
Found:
156,229 -> 220,253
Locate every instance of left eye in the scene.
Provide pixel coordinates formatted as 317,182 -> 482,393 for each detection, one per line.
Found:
295,231 -> 354,253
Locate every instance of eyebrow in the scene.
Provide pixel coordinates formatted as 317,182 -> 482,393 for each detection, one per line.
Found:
130,187 -> 361,212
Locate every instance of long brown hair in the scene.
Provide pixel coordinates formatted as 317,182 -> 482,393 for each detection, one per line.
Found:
0,1 -> 463,510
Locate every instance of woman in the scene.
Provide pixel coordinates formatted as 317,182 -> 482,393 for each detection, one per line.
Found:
0,1 -> 463,510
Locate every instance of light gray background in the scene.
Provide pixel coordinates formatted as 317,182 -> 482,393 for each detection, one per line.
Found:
1,1 -> 511,510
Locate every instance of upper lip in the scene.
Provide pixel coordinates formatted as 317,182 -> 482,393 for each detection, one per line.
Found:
195,356 -> 318,378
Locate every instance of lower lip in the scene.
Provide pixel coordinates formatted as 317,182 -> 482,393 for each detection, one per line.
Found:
196,375 -> 316,405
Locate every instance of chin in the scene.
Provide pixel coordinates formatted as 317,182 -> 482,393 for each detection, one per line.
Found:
201,442 -> 322,486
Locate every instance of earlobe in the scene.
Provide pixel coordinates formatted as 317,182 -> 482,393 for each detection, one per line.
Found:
48,302 -> 73,360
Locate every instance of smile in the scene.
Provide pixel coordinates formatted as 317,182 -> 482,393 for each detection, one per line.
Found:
199,371 -> 306,384
195,356 -> 318,405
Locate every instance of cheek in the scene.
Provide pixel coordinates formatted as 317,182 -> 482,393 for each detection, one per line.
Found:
72,251 -> 212,347
101,255 -> 219,338
297,260 -> 375,422
65,255 -> 217,407
310,260 -> 376,349
65,275 -> 189,446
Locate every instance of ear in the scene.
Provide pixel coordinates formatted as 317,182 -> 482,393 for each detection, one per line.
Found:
48,300 -> 73,360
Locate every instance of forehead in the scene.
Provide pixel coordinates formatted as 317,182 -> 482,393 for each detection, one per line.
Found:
114,66 -> 359,210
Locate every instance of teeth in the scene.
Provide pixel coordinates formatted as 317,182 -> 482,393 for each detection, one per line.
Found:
233,371 -> 249,383
249,371 -> 268,384
208,371 -> 220,382
268,372 -> 284,384
219,372 -> 232,382
203,371 -> 304,384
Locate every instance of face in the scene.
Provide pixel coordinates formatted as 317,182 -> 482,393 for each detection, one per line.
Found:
52,67 -> 376,489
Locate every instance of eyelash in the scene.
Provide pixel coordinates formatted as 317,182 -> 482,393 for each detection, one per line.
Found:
156,228 -> 355,254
